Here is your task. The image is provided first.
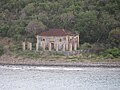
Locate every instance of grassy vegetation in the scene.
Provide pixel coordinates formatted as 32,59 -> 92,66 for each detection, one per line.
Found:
66,51 -> 120,62
102,48 -> 120,58
0,45 -> 4,56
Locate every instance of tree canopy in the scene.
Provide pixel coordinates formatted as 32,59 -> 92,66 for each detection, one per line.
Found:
0,0 -> 120,45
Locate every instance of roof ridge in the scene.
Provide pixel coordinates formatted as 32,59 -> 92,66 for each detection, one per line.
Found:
39,28 -> 77,36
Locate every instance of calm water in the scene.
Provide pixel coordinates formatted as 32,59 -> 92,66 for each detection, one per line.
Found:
0,65 -> 120,90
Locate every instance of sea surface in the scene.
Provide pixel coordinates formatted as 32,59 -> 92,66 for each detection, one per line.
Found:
0,65 -> 120,90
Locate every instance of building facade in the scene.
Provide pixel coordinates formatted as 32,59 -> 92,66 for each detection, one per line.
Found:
36,29 -> 79,51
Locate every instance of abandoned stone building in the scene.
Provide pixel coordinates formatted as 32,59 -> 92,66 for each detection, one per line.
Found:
36,29 -> 79,51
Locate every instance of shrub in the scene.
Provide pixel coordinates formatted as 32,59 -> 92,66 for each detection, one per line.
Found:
80,43 -> 92,49
104,54 -> 114,59
0,45 -> 4,56
10,44 -> 22,52
102,48 -> 120,58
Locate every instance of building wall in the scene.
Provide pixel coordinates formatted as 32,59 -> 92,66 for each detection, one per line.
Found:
38,36 -> 66,50
37,35 -> 79,51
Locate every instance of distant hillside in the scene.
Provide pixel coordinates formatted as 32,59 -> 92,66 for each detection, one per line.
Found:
0,0 -> 120,46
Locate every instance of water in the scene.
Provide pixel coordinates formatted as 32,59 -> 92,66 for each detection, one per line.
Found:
0,65 -> 120,90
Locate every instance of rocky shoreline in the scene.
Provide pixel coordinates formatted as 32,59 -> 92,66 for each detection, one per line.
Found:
0,55 -> 120,67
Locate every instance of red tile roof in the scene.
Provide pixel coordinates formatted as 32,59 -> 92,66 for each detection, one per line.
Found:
39,29 -> 76,36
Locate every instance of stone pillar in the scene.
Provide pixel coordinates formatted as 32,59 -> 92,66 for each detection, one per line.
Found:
36,43 -> 38,51
22,42 -> 26,50
63,44 -> 65,51
74,43 -> 77,51
29,42 -> 32,50
49,43 -> 51,51
42,42 -> 45,50
77,35 -> 79,47
36,35 -> 39,51
69,43 -> 72,51
56,43 -> 58,51
27,42 -> 32,50
66,36 -> 69,50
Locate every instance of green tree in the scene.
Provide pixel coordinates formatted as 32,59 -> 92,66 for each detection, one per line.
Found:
25,20 -> 47,35
109,28 -> 120,48
0,23 -> 9,37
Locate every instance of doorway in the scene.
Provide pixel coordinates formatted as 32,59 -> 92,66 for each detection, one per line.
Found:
51,43 -> 54,50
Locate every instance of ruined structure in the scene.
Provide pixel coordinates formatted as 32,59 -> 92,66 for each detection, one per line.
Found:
36,29 -> 79,51
22,42 -> 32,50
